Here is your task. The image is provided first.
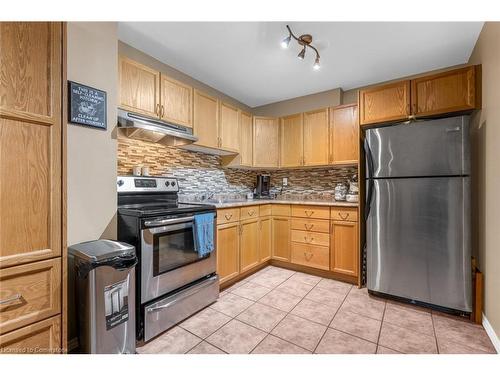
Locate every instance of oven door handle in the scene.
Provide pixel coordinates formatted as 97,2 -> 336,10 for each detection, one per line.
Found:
144,216 -> 195,227
146,275 -> 218,313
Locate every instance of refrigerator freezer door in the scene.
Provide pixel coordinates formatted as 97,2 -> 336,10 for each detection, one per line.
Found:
366,177 -> 471,312
365,116 -> 470,178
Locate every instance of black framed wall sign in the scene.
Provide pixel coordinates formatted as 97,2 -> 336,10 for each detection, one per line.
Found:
68,81 -> 107,130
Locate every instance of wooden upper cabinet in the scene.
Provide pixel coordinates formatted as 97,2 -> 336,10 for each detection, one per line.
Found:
0,23 -> 62,268
159,75 -> 192,127
0,22 -> 61,125
219,102 -> 240,152
303,108 -> 329,166
411,66 -> 480,117
239,111 -> 253,166
359,81 -> 411,126
280,113 -> 304,167
193,90 -> 219,149
330,104 -> 358,165
119,56 -> 160,118
253,116 -> 279,168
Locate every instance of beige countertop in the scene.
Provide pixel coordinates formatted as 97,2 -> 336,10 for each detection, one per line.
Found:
180,199 -> 358,209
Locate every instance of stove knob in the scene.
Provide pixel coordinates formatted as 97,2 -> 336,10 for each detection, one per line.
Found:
165,181 -> 170,187
171,181 -> 176,187
117,179 -> 124,187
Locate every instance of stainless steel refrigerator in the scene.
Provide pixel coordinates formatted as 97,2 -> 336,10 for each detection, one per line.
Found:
365,115 -> 471,313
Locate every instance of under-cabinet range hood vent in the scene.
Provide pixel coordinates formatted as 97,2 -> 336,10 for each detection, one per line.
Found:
117,108 -> 197,146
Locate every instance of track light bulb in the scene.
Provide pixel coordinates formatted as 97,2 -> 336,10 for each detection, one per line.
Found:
297,47 -> 306,60
281,35 -> 291,49
313,57 -> 320,70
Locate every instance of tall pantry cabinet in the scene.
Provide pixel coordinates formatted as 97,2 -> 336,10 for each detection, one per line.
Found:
0,22 -> 65,354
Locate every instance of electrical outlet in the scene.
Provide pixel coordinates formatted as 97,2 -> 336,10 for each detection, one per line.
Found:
282,177 -> 288,186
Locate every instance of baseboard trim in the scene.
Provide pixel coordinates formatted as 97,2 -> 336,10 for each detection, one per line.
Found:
482,313 -> 500,353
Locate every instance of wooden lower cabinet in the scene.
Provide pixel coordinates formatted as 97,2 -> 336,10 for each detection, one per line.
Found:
330,220 -> 359,277
271,217 -> 290,262
291,243 -> 329,271
259,217 -> 272,262
239,218 -> 260,273
0,315 -> 61,354
216,222 -> 240,283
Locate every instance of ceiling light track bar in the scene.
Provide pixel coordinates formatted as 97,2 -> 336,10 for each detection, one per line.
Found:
282,25 -> 321,70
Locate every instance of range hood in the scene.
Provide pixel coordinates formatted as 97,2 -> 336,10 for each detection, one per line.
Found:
117,108 -> 198,146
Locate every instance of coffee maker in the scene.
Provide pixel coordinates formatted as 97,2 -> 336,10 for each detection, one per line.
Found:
255,174 -> 271,198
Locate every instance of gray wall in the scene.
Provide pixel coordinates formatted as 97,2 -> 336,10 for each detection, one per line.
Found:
67,21 -> 118,345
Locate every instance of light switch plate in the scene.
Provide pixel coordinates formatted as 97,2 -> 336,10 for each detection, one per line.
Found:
282,177 -> 288,186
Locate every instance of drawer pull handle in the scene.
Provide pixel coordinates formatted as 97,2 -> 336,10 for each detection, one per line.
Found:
338,212 -> 349,220
304,251 -> 313,261
305,210 -> 314,217
304,236 -> 314,244
248,210 -> 255,216
304,223 -> 314,230
224,213 -> 233,220
0,294 -> 22,305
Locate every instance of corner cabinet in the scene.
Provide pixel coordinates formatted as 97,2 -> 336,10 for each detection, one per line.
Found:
253,116 -> 279,168
239,111 -> 253,166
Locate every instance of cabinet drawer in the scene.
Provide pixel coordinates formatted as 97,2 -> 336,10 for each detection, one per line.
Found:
239,205 -> 260,221
291,230 -> 330,247
291,218 -> 330,233
272,204 -> 291,216
0,315 -> 61,354
291,243 -> 329,271
331,207 -> 358,222
291,205 -> 330,219
0,258 -> 61,334
259,204 -> 272,217
217,208 -> 240,224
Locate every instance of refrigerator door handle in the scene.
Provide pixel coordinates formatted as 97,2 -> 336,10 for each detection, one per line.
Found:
364,139 -> 375,221
365,178 -> 374,221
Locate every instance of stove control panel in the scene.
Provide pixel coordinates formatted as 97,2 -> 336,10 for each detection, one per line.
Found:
117,176 -> 179,193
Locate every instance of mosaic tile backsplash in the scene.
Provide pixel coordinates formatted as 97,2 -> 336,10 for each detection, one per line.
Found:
117,133 -> 357,196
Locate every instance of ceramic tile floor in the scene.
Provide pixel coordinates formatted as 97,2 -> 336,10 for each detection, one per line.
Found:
136,266 -> 497,354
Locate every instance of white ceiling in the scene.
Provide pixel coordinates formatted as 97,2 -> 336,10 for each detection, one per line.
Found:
118,22 -> 483,108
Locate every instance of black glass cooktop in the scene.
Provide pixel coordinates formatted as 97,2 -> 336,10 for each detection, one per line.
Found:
118,202 -> 215,217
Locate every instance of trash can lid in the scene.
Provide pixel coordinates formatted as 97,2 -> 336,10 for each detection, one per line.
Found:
68,240 -> 135,262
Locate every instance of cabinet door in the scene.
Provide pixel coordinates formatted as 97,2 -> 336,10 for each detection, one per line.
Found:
216,222 -> 240,284
240,219 -> 260,273
359,81 -> 411,126
160,75 -> 192,127
330,104 -> 358,165
280,113 -> 304,167
272,217 -> 290,262
119,56 -> 160,118
0,22 -> 62,268
219,102 -> 240,152
411,66 -> 479,117
253,117 -> 279,168
303,108 -> 329,166
259,217 -> 272,262
331,221 -> 358,277
193,90 -> 219,149
239,111 -> 253,166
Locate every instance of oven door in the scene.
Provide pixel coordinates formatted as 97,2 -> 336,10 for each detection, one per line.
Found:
140,215 -> 216,303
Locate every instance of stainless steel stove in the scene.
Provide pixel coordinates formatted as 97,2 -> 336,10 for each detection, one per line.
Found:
117,176 -> 218,342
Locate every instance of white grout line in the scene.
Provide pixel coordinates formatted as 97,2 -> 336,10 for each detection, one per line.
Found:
482,313 -> 500,354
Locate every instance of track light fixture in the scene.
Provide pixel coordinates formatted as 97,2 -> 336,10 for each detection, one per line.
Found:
281,25 -> 321,70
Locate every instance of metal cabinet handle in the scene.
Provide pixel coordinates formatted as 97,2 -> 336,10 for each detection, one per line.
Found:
304,251 -> 313,261
304,236 -> 314,244
305,210 -> 314,217
338,212 -> 349,220
161,105 -> 165,117
248,210 -> 255,216
304,223 -> 314,230
224,213 -> 233,220
0,294 -> 22,305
